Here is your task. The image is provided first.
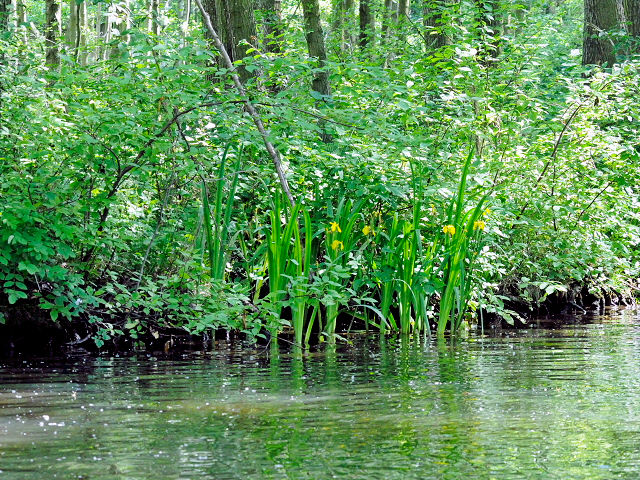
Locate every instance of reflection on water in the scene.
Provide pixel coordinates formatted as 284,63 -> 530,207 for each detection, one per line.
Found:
2,312 -> 640,479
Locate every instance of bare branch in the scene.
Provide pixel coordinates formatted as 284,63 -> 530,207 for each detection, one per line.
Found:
194,0 -> 295,206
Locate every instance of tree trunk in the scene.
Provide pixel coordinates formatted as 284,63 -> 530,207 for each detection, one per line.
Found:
333,0 -> 356,50
0,0 -> 13,31
65,0 -> 87,61
195,0 -> 295,205
344,0 -> 355,47
180,0 -> 191,52
398,0 -> 409,40
301,0 -> 332,141
381,0 -> 395,41
202,0 -> 257,81
359,0 -> 375,48
261,0 -> 282,53
65,0 -> 77,47
621,0 -> 640,52
147,0 -> 159,35
301,0 -> 330,98
45,0 -> 61,68
77,1 -> 88,64
582,0 -> 617,65
227,0 -> 257,67
475,0 -> 501,67
423,0 -> 449,49
16,0 -> 25,25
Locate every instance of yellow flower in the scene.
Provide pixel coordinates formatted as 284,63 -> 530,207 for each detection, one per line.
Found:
473,220 -> 486,231
362,225 -> 375,236
483,208 -> 491,217
443,224 -> 456,236
330,221 -> 342,233
331,239 -> 344,251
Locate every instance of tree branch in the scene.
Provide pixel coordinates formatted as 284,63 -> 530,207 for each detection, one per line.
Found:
194,0 -> 295,206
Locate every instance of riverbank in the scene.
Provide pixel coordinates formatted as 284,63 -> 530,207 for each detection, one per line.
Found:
2,282 -> 636,355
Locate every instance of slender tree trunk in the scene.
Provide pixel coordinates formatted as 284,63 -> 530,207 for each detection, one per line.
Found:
0,0 -> 10,65
195,0 -> 295,205
301,0 -> 330,98
45,0 -> 61,68
301,0 -> 332,141
397,0 -> 409,42
180,0 -> 191,51
95,2 -> 102,60
475,0 -> 501,66
381,0 -> 396,41
77,1 -> 88,64
344,0 -> 355,47
359,0 -> 375,48
15,0 -> 25,43
147,0 -> 159,35
16,0 -> 25,25
65,0 -> 84,61
583,0 -> 617,65
65,0 -> 78,47
0,0 -> 15,31
261,0 -> 282,53
423,0 -> 449,49
333,0 -> 356,50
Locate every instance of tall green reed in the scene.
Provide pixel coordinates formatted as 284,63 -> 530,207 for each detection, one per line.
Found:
201,144 -> 240,281
437,150 -> 488,336
375,206 -> 437,335
265,195 -> 316,345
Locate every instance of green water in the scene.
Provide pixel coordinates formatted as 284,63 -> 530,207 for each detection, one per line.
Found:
2,312 -> 640,479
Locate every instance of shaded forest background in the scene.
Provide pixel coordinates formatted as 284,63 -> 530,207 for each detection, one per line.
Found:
1,0 -> 639,348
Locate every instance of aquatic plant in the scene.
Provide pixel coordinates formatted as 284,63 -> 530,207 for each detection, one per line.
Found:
438,150 -> 489,336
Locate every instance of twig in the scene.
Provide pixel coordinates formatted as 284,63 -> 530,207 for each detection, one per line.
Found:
570,180 -> 613,233
514,102 -> 582,223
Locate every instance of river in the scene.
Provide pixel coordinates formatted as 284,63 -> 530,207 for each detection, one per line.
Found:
1,310 -> 640,479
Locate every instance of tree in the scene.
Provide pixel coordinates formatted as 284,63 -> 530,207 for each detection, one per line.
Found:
301,0 -> 330,99
583,0 -> 617,66
45,0 -> 61,67
65,0 -> 88,63
0,0 -> 12,31
260,0 -> 283,53
423,0 -> 450,49
301,0 -> 332,141
396,0 -> 409,41
475,0 -> 501,67
147,0 -> 159,35
332,0 -> 356,51
621,0 -> 640,53
359,0 -> 375,48
201,0 -> 257,81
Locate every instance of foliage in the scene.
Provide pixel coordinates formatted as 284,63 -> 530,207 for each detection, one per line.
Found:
1,0 -> 640,348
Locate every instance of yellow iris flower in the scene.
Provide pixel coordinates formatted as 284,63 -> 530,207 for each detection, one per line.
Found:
473,220 -> 486,231
330,221 -> 342,233
331,240 -> 344,251
443,225 -> 456,236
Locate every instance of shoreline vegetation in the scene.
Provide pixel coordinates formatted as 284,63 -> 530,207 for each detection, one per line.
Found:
0,284 -> 635,354
2,0 -> 640,353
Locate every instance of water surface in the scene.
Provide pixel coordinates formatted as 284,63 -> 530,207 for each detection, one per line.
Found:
2,312 -> 640,479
